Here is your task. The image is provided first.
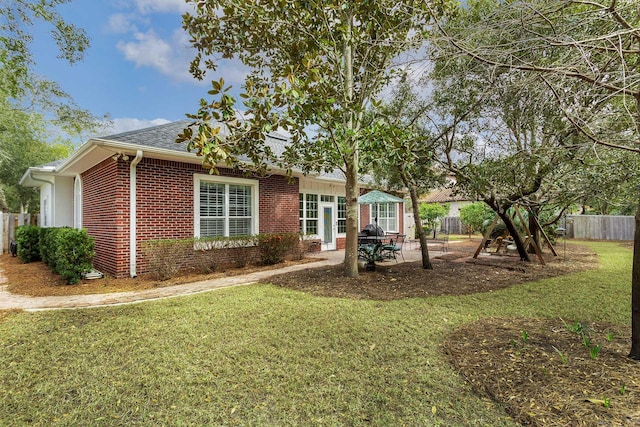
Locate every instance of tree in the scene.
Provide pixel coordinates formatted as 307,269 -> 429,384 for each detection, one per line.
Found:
428,60 -> 586,261
362,80 -> 452,270
430,0 -> 640,358
419,203 -> 449,236
0,97 -> 71,211
179,0 -> 455,277
0,1 -> 101,211
459,202 -> 494,236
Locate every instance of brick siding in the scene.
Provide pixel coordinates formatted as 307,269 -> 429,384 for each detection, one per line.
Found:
82,156 -> 301,278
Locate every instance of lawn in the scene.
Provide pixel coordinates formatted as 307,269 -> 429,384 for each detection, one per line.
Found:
0,241 -> 633,426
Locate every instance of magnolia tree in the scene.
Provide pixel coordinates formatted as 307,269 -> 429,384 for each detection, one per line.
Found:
178,0 -> 455,277
430,0 -> 640,358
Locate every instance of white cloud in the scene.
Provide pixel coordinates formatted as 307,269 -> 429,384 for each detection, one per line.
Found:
106,13 -> 138,34
116,29 -> 194,82
109,1 -> 249,86
133,0 -> 193,14
101,117 -> 172,136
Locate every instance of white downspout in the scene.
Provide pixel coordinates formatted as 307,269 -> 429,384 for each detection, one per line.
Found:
129,150 -> 143,277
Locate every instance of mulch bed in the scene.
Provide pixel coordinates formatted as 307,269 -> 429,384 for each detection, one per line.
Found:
268,241 -> 598,300
445,317 -> 640,426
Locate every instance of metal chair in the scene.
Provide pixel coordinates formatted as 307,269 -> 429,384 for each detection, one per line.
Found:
381,233 -> 405,262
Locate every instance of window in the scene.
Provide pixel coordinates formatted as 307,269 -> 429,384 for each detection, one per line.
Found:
371,202 -> 398,233
337,196 -> 346,233
305,194 -> 318,234
299,193 -> 304,233
195,175 -> 257,238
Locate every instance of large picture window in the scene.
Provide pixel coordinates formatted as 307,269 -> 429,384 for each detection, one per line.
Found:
371,202 -> 398,233
195,175 -> 257,238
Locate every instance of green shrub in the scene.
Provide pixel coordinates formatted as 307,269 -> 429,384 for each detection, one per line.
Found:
39,227 -> 63,266
15,225 -> 41,263
51,228 -> 95,284
460,202 -> 495,235
257,233 -> 300,265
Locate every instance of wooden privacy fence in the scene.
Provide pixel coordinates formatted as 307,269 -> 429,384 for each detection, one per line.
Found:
440,217 -> 464,235
440,214 -> 634,241
566,215 -> 635,241
0,213 -> 39,254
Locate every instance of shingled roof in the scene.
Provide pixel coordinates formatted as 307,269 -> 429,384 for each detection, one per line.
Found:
97,120 -> 290,158
99,120 -> 345,181
422,187 -> 471,203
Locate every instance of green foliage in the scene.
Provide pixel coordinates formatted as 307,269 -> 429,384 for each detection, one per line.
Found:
257,233 -> 300,266
16,226 -> 94,284
589,344 -> 602,360
419,203 -> 449,232
0,2 -> 104,212
50,228 -> 95,285
0,100 -> 73,211
459,202 -> 494,234
39,227 -> 62,266
15,225 -> 40,263
552,346 -> 568,365
179,0 -> 456,276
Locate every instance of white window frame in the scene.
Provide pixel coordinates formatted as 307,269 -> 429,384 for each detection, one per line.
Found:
370,202 -> 398,233
194,174 -> 259,238
337,196 -> 346,235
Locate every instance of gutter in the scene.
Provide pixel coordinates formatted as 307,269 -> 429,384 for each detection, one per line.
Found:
26,171 -> 55,226
129,150 -> 143,278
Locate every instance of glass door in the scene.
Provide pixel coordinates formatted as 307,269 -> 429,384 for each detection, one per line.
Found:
320,204 -> 336,250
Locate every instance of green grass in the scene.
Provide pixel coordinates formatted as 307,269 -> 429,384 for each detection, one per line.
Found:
0,241 -> 632,426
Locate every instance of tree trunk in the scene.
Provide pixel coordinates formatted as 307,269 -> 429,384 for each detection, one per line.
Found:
409,183 -> 433,269
343,159 -> 360,278
341,16 -> 359,278
497,210 -> 531,262
629,191 -> 640,360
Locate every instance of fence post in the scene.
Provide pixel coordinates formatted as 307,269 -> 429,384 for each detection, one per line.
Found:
0,212 -> 4,254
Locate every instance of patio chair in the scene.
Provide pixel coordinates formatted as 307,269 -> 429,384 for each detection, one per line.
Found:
381,234 -> 405,262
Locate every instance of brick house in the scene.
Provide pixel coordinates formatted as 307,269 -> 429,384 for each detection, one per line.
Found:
20,120 -> 404,278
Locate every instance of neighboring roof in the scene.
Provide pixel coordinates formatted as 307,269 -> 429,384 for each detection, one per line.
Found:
422,188 -> 472,203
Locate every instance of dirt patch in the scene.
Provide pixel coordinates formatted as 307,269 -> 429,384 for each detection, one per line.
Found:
0,254 -> 318,297
268,241 -> 598,300
445,317 -> 640,426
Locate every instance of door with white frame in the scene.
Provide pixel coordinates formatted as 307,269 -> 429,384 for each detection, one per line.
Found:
319,203 -> 336,250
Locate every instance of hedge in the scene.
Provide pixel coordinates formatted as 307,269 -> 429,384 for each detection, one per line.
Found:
17,226 -> 95,285
15,225 -> 41,263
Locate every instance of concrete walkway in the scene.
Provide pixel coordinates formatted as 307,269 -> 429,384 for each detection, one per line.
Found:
0,245 -> 435,311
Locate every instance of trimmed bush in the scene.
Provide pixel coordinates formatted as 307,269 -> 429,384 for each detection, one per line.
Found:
51,228 -> 95,284
257,233 -> 300,265
39,227 -> 63,266
142,239 -> 192,281
15,225 -> 41,263
142,236 -> 260,280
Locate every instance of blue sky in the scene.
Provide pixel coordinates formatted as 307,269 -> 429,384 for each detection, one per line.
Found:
31,0 -> 246,139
